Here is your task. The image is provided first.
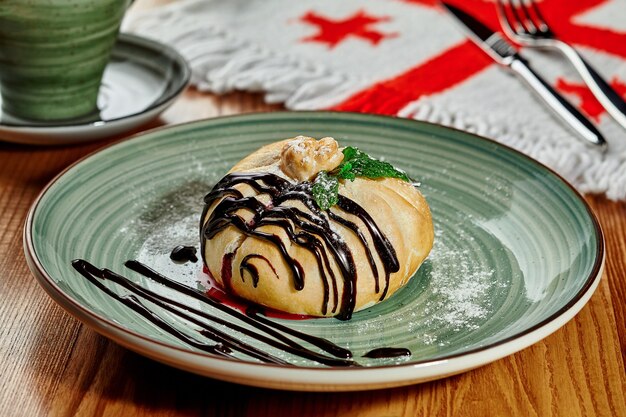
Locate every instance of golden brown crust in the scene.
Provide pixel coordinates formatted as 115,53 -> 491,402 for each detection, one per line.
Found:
202,137 -> 434,317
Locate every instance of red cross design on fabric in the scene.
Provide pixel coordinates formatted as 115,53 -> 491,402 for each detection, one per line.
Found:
556,78 -> 626,122
299,10 -> 397,48
329,0 -> 626,116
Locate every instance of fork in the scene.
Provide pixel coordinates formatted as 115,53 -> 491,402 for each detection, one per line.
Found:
496,0 -> 626,131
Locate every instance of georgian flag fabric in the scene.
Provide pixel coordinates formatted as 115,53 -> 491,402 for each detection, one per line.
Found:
126,0 -> 626,199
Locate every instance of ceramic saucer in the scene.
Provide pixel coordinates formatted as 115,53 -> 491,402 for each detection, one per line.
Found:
0,33 -> 190,145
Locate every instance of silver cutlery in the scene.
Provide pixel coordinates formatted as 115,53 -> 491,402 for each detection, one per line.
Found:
496,0 -> 626,131
440,1 -> 605,147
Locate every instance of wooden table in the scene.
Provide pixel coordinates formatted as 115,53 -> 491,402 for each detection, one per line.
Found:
2,5 -> 626,417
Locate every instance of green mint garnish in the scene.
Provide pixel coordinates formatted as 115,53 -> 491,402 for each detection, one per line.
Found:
312,170 -> 339,211
312,147 -> 410,210
334,147 -> 410,182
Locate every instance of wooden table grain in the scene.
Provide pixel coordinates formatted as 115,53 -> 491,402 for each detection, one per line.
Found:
2,5 -> 626,417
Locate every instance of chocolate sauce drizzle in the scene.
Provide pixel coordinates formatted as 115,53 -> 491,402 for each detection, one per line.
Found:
170,245 -> 198,263
72,259 -> 355,366
240,254 -> 277,288
201,172 -> 400,320
71,259 -> 413,366
363,347 -> 411,359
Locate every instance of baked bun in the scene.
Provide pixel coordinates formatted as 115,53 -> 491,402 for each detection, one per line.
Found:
201,136 -> 434,320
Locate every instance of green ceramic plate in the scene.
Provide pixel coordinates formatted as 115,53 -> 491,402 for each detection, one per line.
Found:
24,112 -> 604,391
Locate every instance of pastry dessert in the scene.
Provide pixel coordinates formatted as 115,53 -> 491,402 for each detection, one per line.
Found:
200,136 -> 434,320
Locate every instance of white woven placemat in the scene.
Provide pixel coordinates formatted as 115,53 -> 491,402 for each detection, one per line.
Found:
125,0 -> 626,199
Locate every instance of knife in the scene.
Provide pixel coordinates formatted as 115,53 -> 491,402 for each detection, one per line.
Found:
440,2 -> 606,148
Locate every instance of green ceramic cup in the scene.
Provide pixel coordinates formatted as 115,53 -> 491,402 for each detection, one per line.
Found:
0,0 -> 132,122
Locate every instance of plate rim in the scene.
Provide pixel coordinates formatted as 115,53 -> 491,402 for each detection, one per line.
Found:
22,111 -> 606,388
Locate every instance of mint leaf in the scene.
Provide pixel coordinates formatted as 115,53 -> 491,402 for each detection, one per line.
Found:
335,161 -> 355,181
312,171 -> 339,211
312,147 -> 411,210
335,147 -> 410,182
342,146 -> 359,160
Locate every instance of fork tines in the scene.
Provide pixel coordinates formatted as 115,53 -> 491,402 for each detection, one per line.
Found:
497,0 -> 551,37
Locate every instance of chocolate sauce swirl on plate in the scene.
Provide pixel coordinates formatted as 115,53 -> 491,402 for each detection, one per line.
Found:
72,259 -> 355,366
363,347 -> 412,359
169,245 -> 198,263
71,259 -> 412,366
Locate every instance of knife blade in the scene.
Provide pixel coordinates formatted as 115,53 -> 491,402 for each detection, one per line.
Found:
440,2 -> 606,148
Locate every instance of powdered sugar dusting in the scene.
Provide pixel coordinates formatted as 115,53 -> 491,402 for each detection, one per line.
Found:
132,180 -> 208,288
409,223 -> 501,349
427,243 -> 493,331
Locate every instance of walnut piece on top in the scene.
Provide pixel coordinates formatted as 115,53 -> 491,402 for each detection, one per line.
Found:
280,136 -> 344,181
